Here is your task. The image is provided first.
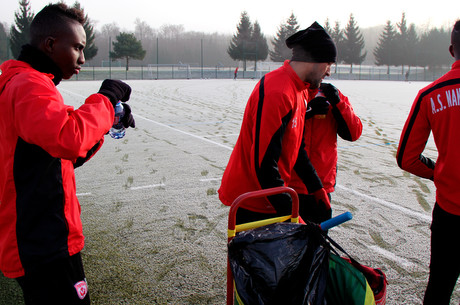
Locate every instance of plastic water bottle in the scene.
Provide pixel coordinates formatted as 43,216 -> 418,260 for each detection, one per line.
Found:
109,101 -> 126,139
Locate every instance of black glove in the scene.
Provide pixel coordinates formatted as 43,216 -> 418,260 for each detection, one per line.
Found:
268,193 -> 293,216
305,96 -> 330,119
98,79 -> 132,106
121,103 -> 135,128
320,83 -> 340,106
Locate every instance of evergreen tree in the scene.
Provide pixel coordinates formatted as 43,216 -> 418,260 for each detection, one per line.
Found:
373,20 -> 397,73
395,13 -> 409,73
419,28 -> 452,69
330,21 -> 344,68
110,32 -> 146,71
323,18 -> 333,35
227,11 -> 253,70
73,1 -> 98,62
405,23 -> 419,68
270,13 -> 299,62
341,14 -> 366,73
284,13 -> 300,39
0,23 -> 9,61
250,21 -> 268,68
331,22 -> 343,47
394,13 -> 420,73
9,0 -> 34,58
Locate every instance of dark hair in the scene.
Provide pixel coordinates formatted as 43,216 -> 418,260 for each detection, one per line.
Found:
452,20 -> 460,45
30,3 -> 85,46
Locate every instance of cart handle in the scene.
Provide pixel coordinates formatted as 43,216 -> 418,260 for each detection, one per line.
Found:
227,186 -> 299,236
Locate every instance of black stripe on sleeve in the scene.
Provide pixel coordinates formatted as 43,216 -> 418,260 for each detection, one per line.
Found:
253,76 -> 293,215
254,76 -> 265,176
397,78 -> 460,168
331,106 -> 352,141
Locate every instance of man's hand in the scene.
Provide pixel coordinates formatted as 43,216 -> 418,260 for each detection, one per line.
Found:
121,103 -> 135,128
98,79 -> 131,106
305,97 -> 330,119
320,83 -> 340,106
312,188 -> 331,210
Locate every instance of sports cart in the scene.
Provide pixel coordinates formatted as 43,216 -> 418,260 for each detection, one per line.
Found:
226,186 -> 386,305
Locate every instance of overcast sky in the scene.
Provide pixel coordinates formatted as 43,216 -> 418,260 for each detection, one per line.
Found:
1,0 -> 458,35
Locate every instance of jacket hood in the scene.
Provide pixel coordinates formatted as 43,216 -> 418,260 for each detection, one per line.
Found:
0,60 -> 31,94
0,44 -> 62,93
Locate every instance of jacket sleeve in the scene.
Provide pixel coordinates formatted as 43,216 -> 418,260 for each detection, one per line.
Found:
73,138 -> 104,168
257,110 -> 290,190
294,138 -> 323,193
331,92 -> 362,142
396,92 -> 435,179
14,74 -> 114,162
254,82 -> 295,214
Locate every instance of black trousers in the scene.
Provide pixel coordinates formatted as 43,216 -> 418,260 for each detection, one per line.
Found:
16,252 -> 90,305
423,203 -> 460,305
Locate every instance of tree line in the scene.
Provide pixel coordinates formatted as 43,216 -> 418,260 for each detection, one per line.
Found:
229,11 -> 453,73
0,0 -> 455,73
373,13 -> 452,73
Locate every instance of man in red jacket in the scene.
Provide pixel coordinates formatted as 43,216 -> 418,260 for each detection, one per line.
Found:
219,22 -> 335,224
288,83 -> 362,223
396,20 -> 460,305
0,4 -> 134,304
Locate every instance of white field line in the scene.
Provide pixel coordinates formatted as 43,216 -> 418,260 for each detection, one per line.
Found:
368,245 -> 417,269
130,183 -> 165,190
135,114 -> 233,151
338,141 -> 399,149
202,133 -> 240,138
336,184 -> 431,222
76,192 -> 92,197
199,178 -> 221,182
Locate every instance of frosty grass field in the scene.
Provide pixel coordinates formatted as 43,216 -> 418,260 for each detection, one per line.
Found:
2,78 -> 460,304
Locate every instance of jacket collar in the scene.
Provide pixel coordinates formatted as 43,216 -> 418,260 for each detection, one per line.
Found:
283,60 -> 311,92
452,59 -> 460,70
17,44 -> 63,86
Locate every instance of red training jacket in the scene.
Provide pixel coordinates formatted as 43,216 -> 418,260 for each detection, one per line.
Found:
0,59 -> 114,278
289,89 -> 362,194
397,60 -> 460,216
219,61 -> 322,213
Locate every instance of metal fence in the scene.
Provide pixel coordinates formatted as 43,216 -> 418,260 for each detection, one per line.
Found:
73,65 -> 241,81
72,63 -> 451,82
331,65 -> 451,82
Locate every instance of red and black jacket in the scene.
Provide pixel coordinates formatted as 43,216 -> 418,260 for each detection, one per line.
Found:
397,60 -> 460,216
0,46 -> 114,278
289,89 -> 362,194
218,61 -> 322,213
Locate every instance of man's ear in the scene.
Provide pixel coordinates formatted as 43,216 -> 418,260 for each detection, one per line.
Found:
43,36 -> 56,54
449,45 -> 455,58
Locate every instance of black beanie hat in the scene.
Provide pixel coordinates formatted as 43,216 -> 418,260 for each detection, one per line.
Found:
286,21 -> 337,63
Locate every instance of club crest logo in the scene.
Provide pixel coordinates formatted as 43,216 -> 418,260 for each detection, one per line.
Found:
74,280 -> 88,300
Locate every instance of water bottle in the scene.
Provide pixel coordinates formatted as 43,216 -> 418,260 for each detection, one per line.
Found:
109,101 -> 126,139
